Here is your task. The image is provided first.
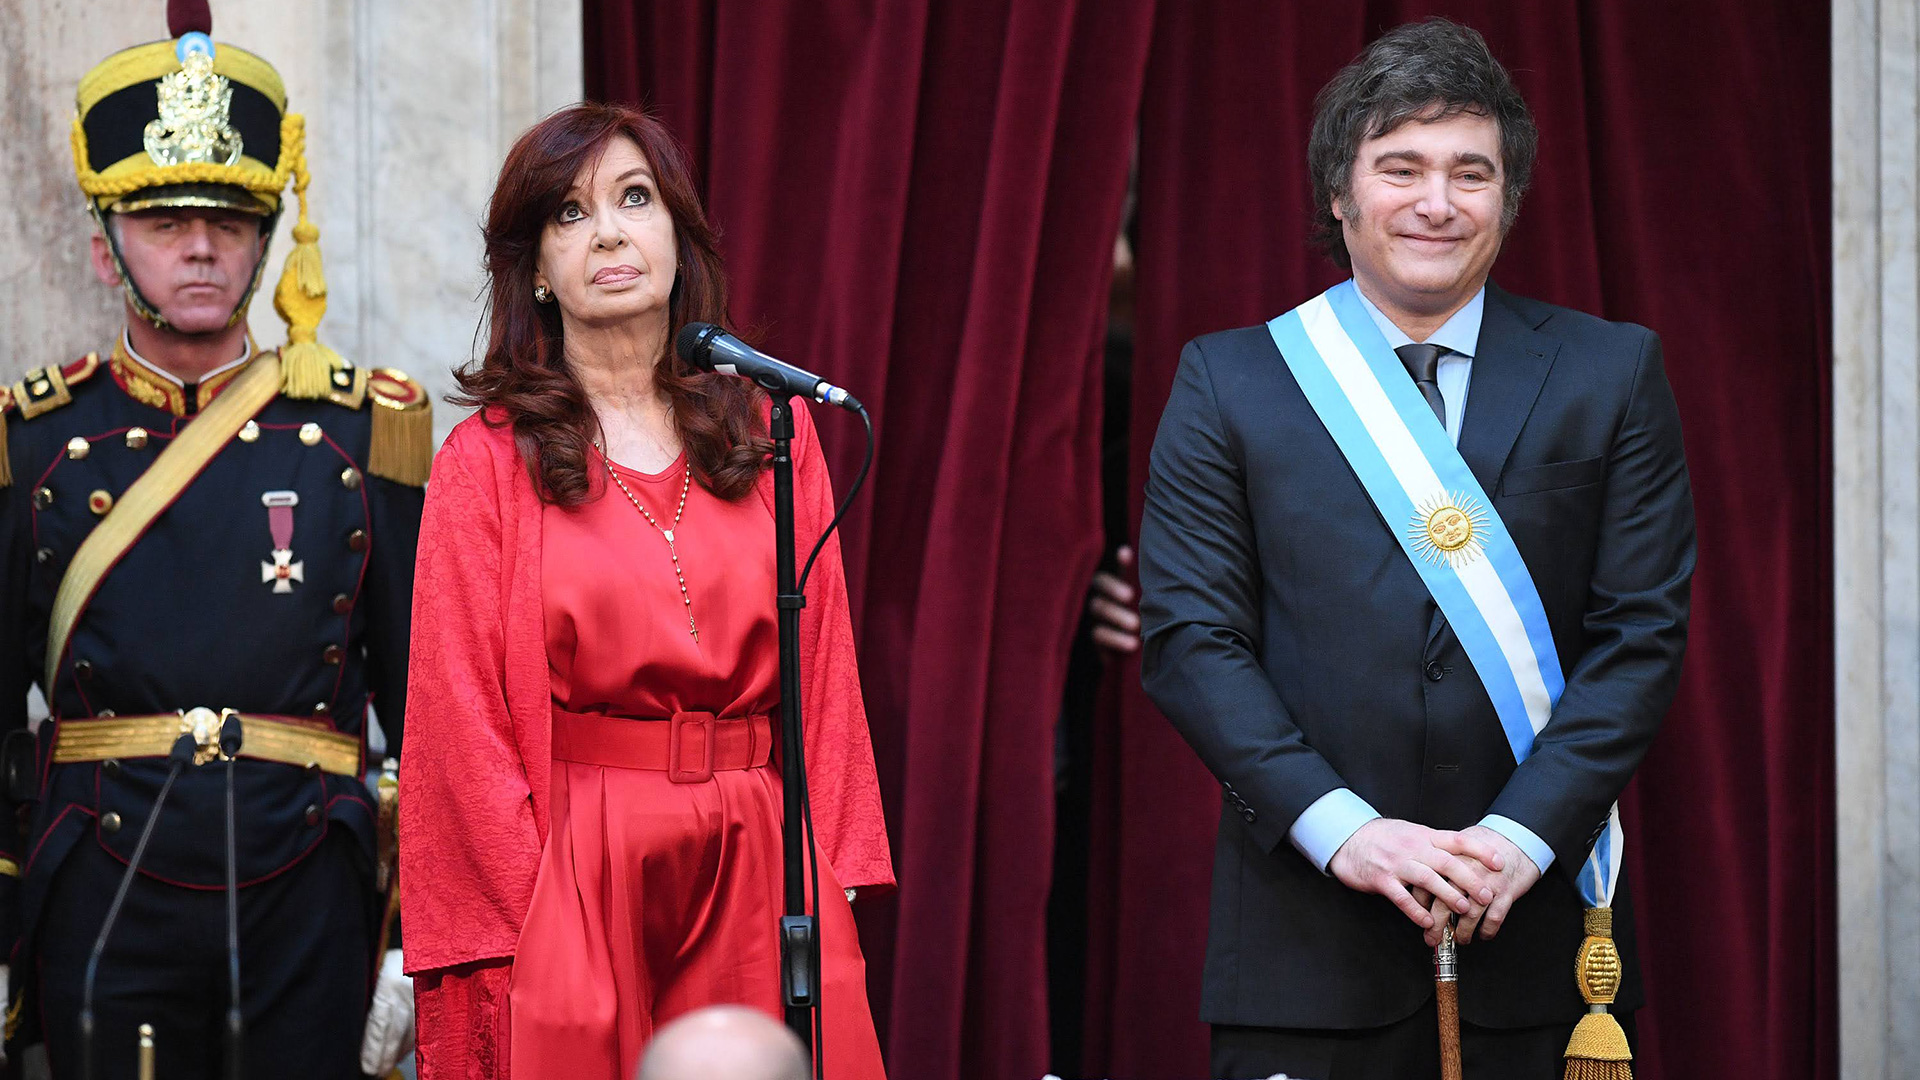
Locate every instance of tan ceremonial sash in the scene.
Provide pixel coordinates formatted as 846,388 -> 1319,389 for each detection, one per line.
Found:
44,351 -> 283,691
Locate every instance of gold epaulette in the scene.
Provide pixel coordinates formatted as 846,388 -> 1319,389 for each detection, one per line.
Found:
365,368 -> 432,487
4,353 -> 102,488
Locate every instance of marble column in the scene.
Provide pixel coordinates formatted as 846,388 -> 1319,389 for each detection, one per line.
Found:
0,0 -> 583,444
1835,0 -> 1920,1076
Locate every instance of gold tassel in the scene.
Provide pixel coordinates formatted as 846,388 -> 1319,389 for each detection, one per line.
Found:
367,400 -> 433,487
1565,907 -> 1633,1079
272,120 -> 344,400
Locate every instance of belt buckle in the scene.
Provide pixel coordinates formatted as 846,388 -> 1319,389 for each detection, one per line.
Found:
178,707 -> 236,766
668,711 -> 716,784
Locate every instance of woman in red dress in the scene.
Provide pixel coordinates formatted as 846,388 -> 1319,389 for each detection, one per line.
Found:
398,103 -> 893,1080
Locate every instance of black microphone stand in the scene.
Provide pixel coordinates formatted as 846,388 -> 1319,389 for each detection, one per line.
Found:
770,395 -> 820,1056
80,731 -> 197,1080
220,715 -> 245,1079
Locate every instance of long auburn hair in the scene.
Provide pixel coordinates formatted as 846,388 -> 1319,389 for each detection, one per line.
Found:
454,102 -> 769,505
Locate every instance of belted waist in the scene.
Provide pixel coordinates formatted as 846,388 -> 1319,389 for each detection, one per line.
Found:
51,709 -> 363,777
550,708 -> 774,783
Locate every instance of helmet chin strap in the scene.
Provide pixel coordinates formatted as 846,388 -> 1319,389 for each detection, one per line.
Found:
94,205 -> 280,334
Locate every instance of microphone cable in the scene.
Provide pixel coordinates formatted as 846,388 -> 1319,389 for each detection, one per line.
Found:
221,715 -> 245,1079
796,402 -> 874,596
80,731 -> 197,1080
793,400 -> 874,1080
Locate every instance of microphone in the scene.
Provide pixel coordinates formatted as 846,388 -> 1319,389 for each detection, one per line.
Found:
220,715 -> 245,1079
675,323 -> 863,411
80,731 -> 198,1080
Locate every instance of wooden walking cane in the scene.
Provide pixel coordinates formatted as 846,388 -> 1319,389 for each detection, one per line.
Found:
1435,920 -> 1463,1080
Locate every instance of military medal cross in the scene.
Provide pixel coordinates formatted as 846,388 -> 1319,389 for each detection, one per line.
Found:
260,490 -> 304,592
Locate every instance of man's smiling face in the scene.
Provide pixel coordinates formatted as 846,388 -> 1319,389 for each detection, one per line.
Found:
1335,109 -> 1507,318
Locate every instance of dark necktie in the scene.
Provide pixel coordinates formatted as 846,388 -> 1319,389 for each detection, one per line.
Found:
1395,342 -> 1448,427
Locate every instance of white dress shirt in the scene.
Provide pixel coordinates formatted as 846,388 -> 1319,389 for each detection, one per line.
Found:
1285,283 -> 1555,877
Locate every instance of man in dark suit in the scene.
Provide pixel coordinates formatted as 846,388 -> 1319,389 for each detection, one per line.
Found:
1138,19 -> 1693,1079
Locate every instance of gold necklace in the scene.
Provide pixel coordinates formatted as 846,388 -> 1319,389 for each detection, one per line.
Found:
595,442 -> 698,642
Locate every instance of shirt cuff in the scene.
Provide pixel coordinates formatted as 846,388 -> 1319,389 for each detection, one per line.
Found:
1478,814 -> 1555,874
1288,788 -> 1380,874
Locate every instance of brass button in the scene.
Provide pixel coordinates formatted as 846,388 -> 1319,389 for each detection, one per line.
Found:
340,467 -> 361,490
100,811 -> 122,833
346,529 -> 368,552
35,547 -> 53,564
97,709 -> 115,718
322,644 -> 344,665
33,487 -> 53,509
300,422 -> 324,446
332,369 -> 352,388
89,490 -> 114,516
73,659 -> 94,678
332,593 -> 352,615
103,758 -> 121,776
304,804 -> 322,826
66,437 -> 90,460
125,427 -> 149,449
238,420 -> 261,443
313,701 -> 331,716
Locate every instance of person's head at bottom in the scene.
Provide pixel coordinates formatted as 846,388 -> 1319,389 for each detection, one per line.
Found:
634,1005 -> 809,1080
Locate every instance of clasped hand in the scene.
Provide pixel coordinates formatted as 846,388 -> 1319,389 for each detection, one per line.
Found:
1327,819 -> 1541,948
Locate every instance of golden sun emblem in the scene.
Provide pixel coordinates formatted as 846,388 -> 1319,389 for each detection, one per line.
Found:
1407,491 -> 1491,568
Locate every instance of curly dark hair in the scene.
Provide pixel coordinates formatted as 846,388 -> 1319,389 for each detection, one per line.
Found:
1307,18 -> 1538,269
454,102 -> 770,505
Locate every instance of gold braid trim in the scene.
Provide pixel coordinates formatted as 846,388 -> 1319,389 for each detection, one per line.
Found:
71,113 -> 305,199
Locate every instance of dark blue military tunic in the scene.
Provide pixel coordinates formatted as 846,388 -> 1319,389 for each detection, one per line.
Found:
0,341 -> 426,1075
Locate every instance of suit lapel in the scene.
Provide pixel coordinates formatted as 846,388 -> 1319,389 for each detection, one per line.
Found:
1427,284 -> 1558,651
1457,283 -> 1558,495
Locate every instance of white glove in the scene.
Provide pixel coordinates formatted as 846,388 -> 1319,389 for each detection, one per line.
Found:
358,949 -> 415,1076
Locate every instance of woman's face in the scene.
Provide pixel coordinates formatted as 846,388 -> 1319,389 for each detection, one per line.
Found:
534,135 -> 678,329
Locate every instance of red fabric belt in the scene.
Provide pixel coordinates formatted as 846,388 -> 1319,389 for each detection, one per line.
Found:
550,708 -> 774,783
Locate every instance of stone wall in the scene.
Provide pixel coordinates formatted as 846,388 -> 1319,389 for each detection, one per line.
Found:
0,0 -> 583,444
1834,0 -> 1920,1075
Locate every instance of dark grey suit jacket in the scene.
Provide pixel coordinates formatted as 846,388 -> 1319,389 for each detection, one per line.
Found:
1138,282 -> 1693,1030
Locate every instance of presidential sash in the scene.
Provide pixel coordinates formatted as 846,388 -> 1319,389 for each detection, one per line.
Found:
1266,280 -> 1624,912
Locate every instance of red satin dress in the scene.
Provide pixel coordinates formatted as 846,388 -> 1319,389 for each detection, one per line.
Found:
507,453 -> 885,1079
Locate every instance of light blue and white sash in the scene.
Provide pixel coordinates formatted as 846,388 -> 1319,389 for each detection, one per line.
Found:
1268,279 -> 1623,908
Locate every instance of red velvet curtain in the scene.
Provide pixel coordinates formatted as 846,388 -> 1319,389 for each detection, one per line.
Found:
586,4 -> 1153,1078
1092,3 -> 1834,1079
585,3 -> 1832,1078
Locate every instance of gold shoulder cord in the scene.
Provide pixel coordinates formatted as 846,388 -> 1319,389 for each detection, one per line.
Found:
44,353 -> 283,691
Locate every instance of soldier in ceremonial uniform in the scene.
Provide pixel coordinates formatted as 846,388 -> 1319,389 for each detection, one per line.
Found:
0,3 -> 429,1076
